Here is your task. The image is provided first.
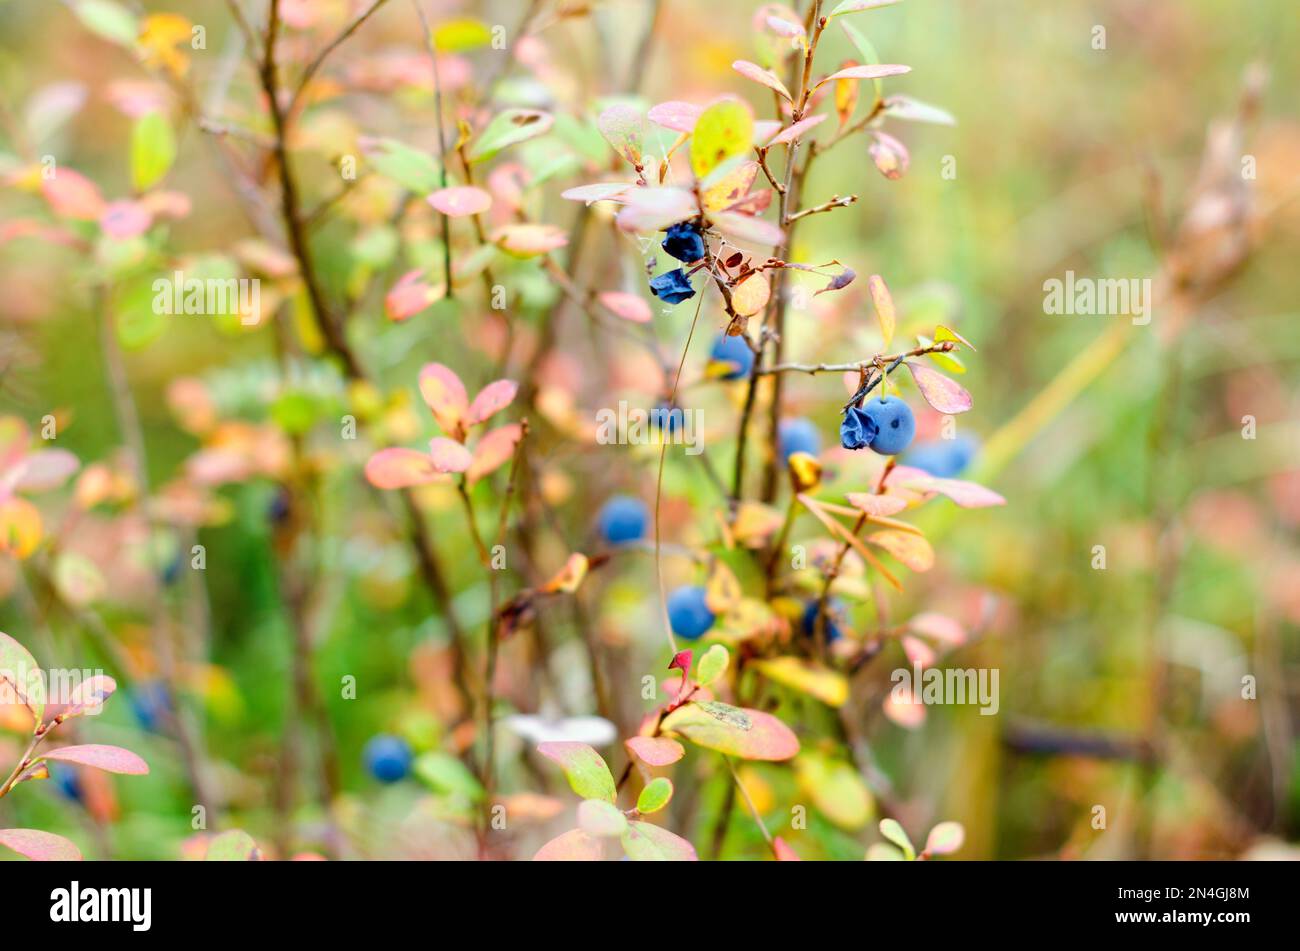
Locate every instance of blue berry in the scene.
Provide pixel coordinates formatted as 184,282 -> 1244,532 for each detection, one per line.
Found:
861,396 -> 916,456
801,599 -> 844,642
840,406 -> 878,450
363,734 -> 413,784
51,764 -> 83,803
662,222 -> 705,263
650,402 -> 685,436
666,585 -> 715,640
597,495 -> 648,544
709,333 -> 754,381
129,681 -> 171,733
778,417 -> 821,461
649,268 -> 695,305
905,436 -> 978,478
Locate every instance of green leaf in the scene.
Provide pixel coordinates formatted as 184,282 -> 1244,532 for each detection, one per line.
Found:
795,752 -> 874,830
828,0 -> 901,18
659,701 -> 799,761
0,631 -> 44,728
130,111 -> 175,192
620,821 -> 697,861
468,109 -> 555,162
840,20 -> 885,102
537,741 -> 616,803
413,751 -> 485,802
577,799 -> 628,838
360,138 -> 442,193
694,644 -> 729,687
205,829 -> 260,861
689,100 -> 753,180
72,0 -> 139,46
879,818 -> 915,860
636,777 -> 674,815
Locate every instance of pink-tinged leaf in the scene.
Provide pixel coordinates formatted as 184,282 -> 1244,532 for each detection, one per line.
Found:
428,437 -> 473,473
41,169 -> 105,220
752,120 -> 782,145
711,210 -> 782,247
647,100 -> 703,133
597,104 -> 644,166
732,60 -> 792,102
560,182 -> 633,204
62,674 -> 117,718
866,530 -> 934,572
598,291 -> 652,323
0,828 -> 82,861
660,700 -> 799,761
42,744 -> 148,775
493,224 -> 568,258
773,836 -> 802,860
901,635 -> 936,667
534,828 -> 604,861
466,423 -> 523,485
205,829 -> 261,861
99,199 -> 152,238
466,380 -> 518,426
903,475 -> 1006,509
13,449 -> 79,492
615,186 -> 698,233
428,186 -> 492,217
925,821 -> 965,855
767,113 -> 827,146
829,0 -> 902,15
815,63 -> 910,90
867,274 -> 896,348
846,492 -> 909,516
869,131 -> 909,180
624,736 -> 685,767
537,742 -> 616,803
883,689 -> 925,728
907,611 -> 966,646
621,821 -> 698,861
418,362 -> 469,435
385,270 -> 440,322
883,94 -> 956,126
766,14 -> 806,39
365,448 -> 440,489
905,361 -> 973,414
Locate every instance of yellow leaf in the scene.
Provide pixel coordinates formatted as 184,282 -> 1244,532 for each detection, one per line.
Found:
542,553 -> 588,593
730,273 -> 770,317
705,560 -> 742,614
752,656 -> 849,707
867,274 -> 895,348
690,100 -> 754,180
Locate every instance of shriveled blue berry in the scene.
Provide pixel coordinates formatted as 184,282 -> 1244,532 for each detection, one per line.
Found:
662,221 -> 705,263
840,406 -> 879,450
649,268 -> 695,305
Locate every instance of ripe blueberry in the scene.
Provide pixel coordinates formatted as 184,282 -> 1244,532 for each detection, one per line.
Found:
597,495 -> 648,544
709,333 -> 754,381
905,435 -> 978,477
649,268 -> 695,305
363,734 -> 413,783
667,585 -> 716,640
778,417 -> 821,461
650,401 -> 685,436
861,396 -> 916,456
129,680 -> 171,733
801,598 -> 844,642
662,221 -> 705,263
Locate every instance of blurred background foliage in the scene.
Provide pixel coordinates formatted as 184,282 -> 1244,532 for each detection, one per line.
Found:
0,0 -> 1297,860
